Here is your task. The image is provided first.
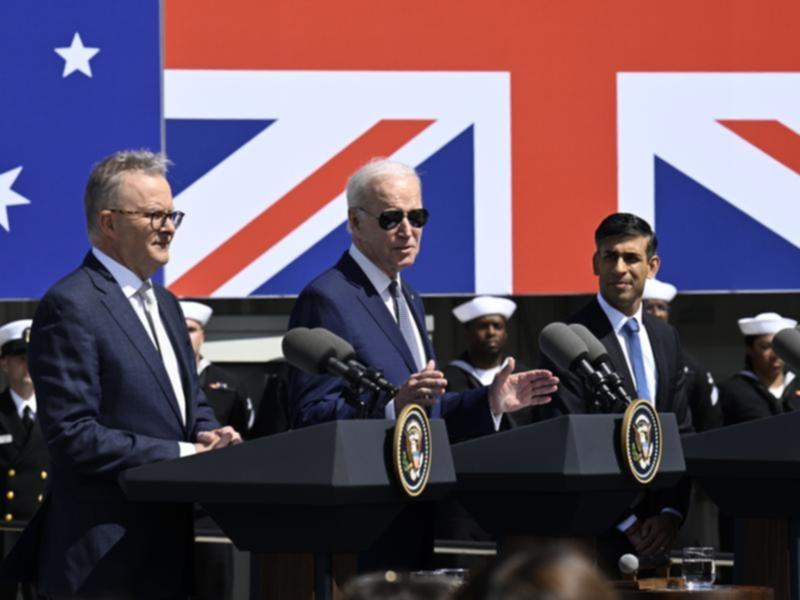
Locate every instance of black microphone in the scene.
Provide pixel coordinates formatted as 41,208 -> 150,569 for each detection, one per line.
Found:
773,327 -> 800,376
569,323 -> 633,407
311,327 -> 399,395
281,327 -> 382,394
538,322 -> 618,411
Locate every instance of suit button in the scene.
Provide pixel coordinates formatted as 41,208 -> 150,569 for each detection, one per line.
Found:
4,514 -> 12,522
37,494 -> 43,503
7,469 -> 15,478
5,491 -> 13,501
40,470 -> 47,480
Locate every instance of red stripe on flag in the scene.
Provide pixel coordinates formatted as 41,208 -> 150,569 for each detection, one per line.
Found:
719,119 -> 800,175
168,119 -> 434,296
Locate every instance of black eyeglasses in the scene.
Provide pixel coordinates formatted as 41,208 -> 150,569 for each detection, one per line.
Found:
356,207 -> 429,230
108,209 -> 185,230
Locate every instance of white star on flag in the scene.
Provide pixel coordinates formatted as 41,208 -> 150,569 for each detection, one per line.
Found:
54,32 -> 100,78
0,167 -> 30,232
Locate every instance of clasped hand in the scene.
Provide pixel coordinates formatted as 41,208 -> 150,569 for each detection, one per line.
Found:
194,426 -> 243,453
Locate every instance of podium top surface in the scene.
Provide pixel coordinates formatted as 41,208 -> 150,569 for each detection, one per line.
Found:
683,411 -> 800,478
452,413 -> 686,491
120,419 -> 455,504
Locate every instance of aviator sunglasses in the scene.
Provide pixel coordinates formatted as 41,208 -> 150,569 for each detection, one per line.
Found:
356,207 -> 430,230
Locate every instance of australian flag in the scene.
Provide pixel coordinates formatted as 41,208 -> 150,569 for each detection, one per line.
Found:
0,1 -> 161,298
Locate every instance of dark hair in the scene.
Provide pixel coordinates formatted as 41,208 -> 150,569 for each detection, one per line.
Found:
595,213 -> 657,259
342,571 -> 454,600
743,334 -> 760,370
453,545 -> 617,600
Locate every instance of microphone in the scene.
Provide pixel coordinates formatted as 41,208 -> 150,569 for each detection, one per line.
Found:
618,553 -> 639,576
281,327 -> 382,394
618,552 -> 670,576
569,323 -> 633,407
773,327 -> 800,375
538,322 -> 618,410
310,328 -> 399,395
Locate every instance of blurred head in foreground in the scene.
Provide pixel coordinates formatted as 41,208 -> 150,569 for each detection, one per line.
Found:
454,545 -> 617,600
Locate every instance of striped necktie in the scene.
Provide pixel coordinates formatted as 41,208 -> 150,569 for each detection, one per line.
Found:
389,280 -> 425,371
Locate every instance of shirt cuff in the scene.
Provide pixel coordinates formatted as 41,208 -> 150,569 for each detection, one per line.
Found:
179,442 -> 196,458
617,514 -> 638,532
384,399 -> 396,420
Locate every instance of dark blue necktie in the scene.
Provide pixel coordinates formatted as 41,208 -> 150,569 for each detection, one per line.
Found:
622,318 -> 652,402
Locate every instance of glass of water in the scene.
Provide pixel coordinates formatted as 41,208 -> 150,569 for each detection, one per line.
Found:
682,546 -> 715,589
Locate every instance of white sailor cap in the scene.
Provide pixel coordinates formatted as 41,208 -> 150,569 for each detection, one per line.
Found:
737,312 -> 797,336
643,278 -> 678,303
0,319 -> 33,357
452,296 -> 517,324
180,301 -> 213,327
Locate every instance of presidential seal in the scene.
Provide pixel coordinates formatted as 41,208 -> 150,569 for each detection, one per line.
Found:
393,404 -> 432,497
620,399 -> 663,484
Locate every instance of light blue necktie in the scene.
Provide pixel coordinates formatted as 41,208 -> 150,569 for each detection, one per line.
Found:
622,318 -> 652,402
389,280 -> 425,372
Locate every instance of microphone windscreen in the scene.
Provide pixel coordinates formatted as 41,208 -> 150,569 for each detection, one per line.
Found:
773,327 -> 800,375
282,327 -> 336,375
569,323 -> 609,364
618,553 -> 639,575
539,322 -> 589,371
311,328 -> 357,361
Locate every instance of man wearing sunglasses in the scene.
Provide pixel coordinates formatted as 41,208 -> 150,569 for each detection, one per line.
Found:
288,159 -> 559,569
12,150 -> 241,599
288,158 -> 559,440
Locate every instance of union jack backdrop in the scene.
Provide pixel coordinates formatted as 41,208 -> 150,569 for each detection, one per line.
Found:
1,0 -> 799,298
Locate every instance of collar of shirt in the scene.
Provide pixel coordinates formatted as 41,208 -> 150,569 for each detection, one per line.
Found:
9,388 -> 36,419
596,292 -> 658,402
349,244 -> 401,307
596,292 -> 644,334
740,369 -> 796,397
197,356 -> 211,376
92,246 -> 149,301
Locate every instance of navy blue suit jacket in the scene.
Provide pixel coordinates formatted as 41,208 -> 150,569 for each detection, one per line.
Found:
519,297 -> 692,519
24,252 -> 219,597
288,252 -> 494,442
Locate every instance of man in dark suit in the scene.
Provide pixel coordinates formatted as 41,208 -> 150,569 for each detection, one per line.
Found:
0,319 -> 49,600
288,159 -> 559,442
24,150 -> 241,599
288,159 -> 558,570
527,213 -> 692,566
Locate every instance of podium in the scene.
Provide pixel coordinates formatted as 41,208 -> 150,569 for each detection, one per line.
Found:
451,414 -> 686,541
119,420 -> 455,599
683,412 -> 800,600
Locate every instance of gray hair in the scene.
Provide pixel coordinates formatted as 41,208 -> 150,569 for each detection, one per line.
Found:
84,149 -> 170,241
345,158 -> 420,210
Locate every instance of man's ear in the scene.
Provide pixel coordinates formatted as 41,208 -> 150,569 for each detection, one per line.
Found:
647,254 -> 661,279
97,210 -> 116,239
347,208 -> 360,234
592,251 -> 600,276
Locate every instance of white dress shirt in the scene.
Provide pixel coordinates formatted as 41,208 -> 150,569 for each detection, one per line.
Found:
349,245 -> 425,420
9,388 -> 36,420
91,247 -> 195,457
596,293 -> 657,403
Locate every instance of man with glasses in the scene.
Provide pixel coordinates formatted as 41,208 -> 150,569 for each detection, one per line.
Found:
14,150 -> 240,599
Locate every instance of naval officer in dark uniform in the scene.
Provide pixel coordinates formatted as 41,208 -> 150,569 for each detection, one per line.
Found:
180,301 -> 253,600
0,319 -> 49,600
181,301 -> 253,435
720,311 -> 800,426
